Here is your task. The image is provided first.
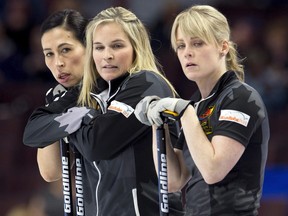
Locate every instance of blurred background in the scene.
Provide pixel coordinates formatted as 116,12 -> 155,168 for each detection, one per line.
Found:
0,0 -> 288,215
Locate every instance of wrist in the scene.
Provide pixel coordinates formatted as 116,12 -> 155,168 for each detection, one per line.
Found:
175,99 -> 191,118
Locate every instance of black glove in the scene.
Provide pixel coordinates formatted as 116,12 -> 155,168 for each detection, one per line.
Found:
45,86 -> 80,114
45,84 -> 67,106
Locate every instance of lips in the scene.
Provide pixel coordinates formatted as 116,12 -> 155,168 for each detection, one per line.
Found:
57,73 -> 70,84
103,65 -> 117,69
186,63 -> 197,67
58,73 -> 69,79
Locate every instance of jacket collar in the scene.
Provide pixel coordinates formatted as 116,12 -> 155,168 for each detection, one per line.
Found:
107,72 -> 130,97
94,72 -> 130,95
191,71 -> 238,104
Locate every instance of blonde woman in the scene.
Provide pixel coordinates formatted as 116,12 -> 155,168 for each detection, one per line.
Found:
135,5 -> 269,215
24,7 -> 184,216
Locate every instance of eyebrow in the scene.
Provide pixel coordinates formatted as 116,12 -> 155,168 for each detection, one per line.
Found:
43,48 -> 51,52
176,37 -> 200,42
93,39 -> 126,45
43,43 -> 72,51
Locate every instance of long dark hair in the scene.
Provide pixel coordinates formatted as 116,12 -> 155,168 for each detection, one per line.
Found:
40,9 -> 88,46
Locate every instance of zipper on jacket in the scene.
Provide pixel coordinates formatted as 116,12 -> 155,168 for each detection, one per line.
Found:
106,80 -> 121,104
89,78 -> 127,216
89,91 -> 107,216
93,161 -> 101,216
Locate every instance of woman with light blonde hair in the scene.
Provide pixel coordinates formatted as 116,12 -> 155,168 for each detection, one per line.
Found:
135,5 -> 269,215
78,6 -> 176,108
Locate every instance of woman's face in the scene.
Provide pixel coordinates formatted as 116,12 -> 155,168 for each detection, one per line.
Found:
175,28 -> 225,83
92,22 -> 134,82
41,27 -> 85,88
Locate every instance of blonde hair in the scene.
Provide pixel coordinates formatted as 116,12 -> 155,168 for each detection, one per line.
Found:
171,5 -> 244,81
79,6 -> 175,107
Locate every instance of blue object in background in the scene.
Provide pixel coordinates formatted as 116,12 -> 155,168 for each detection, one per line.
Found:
262,166 -> 288,199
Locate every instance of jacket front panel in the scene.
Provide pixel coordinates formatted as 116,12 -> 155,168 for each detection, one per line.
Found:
179,71 -> 269,215
23,70 -> 184,216
70,71 -> 183,215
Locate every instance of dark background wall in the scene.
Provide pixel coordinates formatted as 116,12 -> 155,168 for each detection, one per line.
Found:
1,0 -> 288,215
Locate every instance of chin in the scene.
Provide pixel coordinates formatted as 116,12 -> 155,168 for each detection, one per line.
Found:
103,75 -> 118,82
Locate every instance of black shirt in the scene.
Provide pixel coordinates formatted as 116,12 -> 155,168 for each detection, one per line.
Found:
177,71 -> 269,216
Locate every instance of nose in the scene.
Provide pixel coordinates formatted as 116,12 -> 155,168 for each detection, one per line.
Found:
104,49 -> 114,61
184,48 -> 193,58
55,55 -> 65,67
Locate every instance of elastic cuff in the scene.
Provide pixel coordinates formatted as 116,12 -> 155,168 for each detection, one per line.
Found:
176,100 -> 191,119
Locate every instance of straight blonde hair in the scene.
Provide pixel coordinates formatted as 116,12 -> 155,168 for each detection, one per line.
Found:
79,7 -> 176,108
171,5 -> 244,81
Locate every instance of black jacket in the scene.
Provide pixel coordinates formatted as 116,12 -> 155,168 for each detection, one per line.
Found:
23,70 -> 184,216
177,71 -> 269,215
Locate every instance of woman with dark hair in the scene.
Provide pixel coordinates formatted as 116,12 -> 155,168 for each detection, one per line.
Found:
27,9 -> 98,215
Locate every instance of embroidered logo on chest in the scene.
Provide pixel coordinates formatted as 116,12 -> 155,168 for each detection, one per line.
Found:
199,105 -> 215,135
108,100 -> 134,118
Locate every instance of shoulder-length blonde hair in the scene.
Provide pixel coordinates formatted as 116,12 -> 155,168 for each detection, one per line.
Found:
79,6 -> 175,108
170,5 -> 244,81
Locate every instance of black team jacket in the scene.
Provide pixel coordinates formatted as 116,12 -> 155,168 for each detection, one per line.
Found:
23,70 -> 185,216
